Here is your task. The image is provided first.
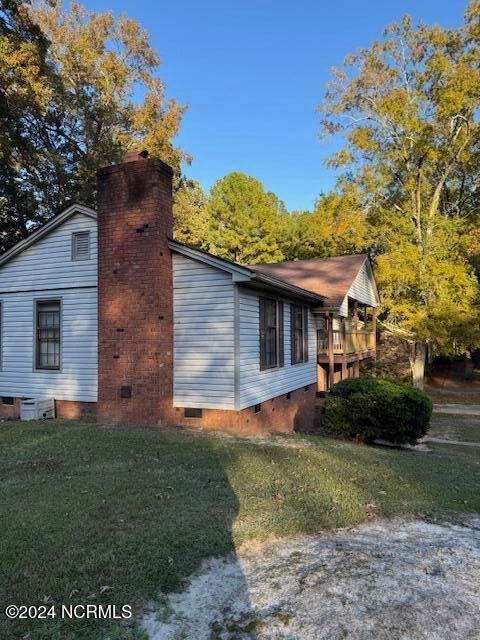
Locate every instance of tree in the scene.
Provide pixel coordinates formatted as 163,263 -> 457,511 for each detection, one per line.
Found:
207,172 -> 285,264
0,0 -> 54,247
0,0 -> 188,252
173,177 -> 210,248
318,4 -> 480,387
277,183 -> 368,261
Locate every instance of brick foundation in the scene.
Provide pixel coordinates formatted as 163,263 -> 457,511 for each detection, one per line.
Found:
0,389 -> 317,434
0,397 -> 21,419
55,401 -> 97,421
0,398 -> 97,421
175,385 -> 318,435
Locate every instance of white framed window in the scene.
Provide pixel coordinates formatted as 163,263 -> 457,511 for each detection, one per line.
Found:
72,231 -> 91,261
35,300 -> 61,370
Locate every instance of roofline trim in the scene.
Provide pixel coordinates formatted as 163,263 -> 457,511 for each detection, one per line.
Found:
337,256 -> 381,313
168,239 -> 326,303
0,203 -> 97,269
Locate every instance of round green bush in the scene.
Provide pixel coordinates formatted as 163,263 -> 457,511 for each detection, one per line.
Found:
320,377 -> 432,445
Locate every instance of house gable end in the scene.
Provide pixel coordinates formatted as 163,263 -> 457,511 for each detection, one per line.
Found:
339,259 -> 380,316
0,204 -> 97,270
0,209 -> 98,293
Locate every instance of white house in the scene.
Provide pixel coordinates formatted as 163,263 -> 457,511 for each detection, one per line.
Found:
0,151 -> 379,434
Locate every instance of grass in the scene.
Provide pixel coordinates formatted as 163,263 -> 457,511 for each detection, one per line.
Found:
0,419 -> 479,640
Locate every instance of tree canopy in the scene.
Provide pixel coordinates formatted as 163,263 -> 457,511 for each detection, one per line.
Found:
0,0 -> 187,251
318,2 -> 480,380
206,172 -> 286,264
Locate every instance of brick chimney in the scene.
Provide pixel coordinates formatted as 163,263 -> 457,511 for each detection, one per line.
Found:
97,151 -> 176,425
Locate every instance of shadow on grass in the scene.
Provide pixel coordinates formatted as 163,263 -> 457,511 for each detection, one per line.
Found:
0,421 -> 256,640
2,420 -> 479,640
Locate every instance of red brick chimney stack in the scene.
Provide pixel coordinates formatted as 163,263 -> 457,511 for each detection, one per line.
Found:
96,150 -> 175,425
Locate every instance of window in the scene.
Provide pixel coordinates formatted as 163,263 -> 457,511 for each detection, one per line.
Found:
291,304 -> 309,364
72,231 -> 90,261
2,397 -> 14,405
254,403 -> 262,414
259,298 -> 284,370
36,300 -> 61,370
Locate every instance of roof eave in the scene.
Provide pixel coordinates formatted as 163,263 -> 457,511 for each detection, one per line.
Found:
168,239 -> 326,304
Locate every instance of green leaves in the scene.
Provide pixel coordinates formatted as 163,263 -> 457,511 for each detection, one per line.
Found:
318,2 -> 480,357
0,0 -> 187,252
206,172 -> 285,264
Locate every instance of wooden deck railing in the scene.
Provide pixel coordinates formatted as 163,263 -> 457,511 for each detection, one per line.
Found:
317,329 -> 375,355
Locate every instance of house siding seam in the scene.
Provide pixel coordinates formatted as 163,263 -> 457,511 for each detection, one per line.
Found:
0,214 -> 98,403
172,253 -> 235,409
238,289 -> 317,409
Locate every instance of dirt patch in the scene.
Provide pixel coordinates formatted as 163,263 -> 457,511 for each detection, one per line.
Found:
426,375 -> 480,405
143,518 -> 480,640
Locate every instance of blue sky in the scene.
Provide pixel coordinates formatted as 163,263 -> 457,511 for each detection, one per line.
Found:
84,0 -> 466,211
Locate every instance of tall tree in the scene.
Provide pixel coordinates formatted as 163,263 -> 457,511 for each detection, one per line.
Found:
173,177 -> 210,248
0,0 -> 54,247
207,172 -> 285,264
318,4 -> 480,386
0,0 -> 188,252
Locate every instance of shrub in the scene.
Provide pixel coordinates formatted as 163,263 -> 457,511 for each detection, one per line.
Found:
321,377 -> 432,445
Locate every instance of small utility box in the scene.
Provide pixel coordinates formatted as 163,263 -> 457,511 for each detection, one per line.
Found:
20,398 -> 55,421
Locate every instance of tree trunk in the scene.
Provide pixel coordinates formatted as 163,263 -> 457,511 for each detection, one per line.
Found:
409,341 -> 426,389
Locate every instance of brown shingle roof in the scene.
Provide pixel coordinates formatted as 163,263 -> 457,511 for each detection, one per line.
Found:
251,254 -> 368,308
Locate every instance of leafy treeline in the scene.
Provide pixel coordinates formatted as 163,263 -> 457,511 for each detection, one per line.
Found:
318,4 -> 480,382
174,173 -> 367,264
1,1 -> 360,263
0,0 -> 187,251
2,0 -> 480,382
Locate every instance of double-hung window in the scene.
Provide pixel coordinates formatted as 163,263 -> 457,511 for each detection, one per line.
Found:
291,304 -> 309,364
36,300 -> 61,370
259,298 -> 284,370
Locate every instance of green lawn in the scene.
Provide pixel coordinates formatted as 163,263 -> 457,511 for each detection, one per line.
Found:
1,420 -> 479,640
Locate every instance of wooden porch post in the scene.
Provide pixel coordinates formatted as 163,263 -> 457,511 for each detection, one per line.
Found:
353,358 -> 360,378
341,358 -> 347,380
372,308 -> 377,357
352,302 -> 359,353
328,313 -> 335,389
353,301 -> 358,330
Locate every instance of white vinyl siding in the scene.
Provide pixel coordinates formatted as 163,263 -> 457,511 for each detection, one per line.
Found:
238,290 -> 316,409
339,260 -> 379,316
0,212 -> 97,402
173,254 -> 235,409
0,214 -> 97,293
0,290 -> 97,401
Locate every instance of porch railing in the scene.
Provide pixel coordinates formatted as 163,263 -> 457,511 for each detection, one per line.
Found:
317,329 -> 375,355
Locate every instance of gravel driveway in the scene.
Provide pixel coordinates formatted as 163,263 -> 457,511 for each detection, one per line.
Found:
143,518 -> 480,640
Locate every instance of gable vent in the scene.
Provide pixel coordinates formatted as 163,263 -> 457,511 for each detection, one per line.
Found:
72,231 -> 90,260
